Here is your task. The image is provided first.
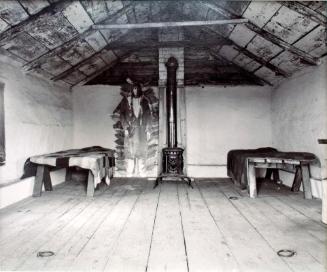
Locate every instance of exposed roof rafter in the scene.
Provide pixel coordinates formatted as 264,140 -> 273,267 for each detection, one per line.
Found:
280,1 -> 327,25
201,1 -> 320,66
22,3 -> 134,72
180,12 -> 290,78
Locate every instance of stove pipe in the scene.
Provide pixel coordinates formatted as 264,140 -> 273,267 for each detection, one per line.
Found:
165,57 -> 178,148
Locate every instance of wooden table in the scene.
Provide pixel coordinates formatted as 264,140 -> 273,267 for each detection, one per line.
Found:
247,157 -> 313,199
27,147 -> 115,197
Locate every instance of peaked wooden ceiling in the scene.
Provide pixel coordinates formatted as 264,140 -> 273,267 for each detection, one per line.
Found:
0,1 -> 326,87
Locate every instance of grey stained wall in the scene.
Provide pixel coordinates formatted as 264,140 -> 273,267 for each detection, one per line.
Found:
0,61 -> 73,208
185,85 -> 273,177
272,58 -> 327,198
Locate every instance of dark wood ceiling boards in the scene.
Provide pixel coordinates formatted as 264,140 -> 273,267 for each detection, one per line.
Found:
0,0 -> 325,87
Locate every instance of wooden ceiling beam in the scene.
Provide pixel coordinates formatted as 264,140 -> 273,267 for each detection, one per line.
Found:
99,39 -> 232,50
280,1 -> 327,25
202,1 -> 320,66
92,18 -> 248,30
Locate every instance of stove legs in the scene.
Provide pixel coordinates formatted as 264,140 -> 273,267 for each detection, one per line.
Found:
154,174 -> 193,189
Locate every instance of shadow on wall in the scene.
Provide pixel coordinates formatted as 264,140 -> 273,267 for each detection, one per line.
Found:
111,80 -> 159,177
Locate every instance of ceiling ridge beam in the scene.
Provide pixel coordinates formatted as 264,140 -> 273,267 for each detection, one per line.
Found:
92,19 -> 248,30
279,1 -> 327,25
201,1 -> 320,66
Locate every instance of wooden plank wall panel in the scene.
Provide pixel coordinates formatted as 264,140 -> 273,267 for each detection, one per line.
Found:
31,53 -> 72,76
246,35 -> 283,62
58,39 -> 95,66
18,0 -> 50,16
294,25 -> 327,57
25,12 -> 78,50
270,51 -> 306,74
80,0 -> 110,24
264,6 -> 318,44
78,56 -> 107,76
1,32 -> 48,61
0,0 -> 29,25
242,2 -> 282,28
84,31 -> 107,52
62,1 -> 94,34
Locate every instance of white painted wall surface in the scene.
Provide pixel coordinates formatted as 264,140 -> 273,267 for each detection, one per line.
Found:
185,85 -> 273,177
271,59 -> 327,199
72,85 -> 123,149
0,62 -> 73,208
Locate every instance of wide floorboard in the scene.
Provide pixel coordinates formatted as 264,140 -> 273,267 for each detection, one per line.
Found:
0,178 -> 325,271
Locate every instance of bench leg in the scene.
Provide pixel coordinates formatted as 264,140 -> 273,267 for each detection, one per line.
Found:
272,169 -> 280,183
87,170 -> 95,197
43,166 -> 52,191
301,164 -> 312,199
291,166 -> 302,192
33,165 -> 52,197
248,164 -> 257,198
65,168 -> 73,182
265,169 -> 273,180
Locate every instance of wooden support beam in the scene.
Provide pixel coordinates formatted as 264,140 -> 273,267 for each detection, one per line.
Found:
280,1 -> 327,25
92,19 -> 249,30
202,1 -> 321,66
104,39 -> 232,50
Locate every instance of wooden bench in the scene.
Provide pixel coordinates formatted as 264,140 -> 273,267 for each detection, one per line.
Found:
26,147 -> 115,197
247,157 -> 312,199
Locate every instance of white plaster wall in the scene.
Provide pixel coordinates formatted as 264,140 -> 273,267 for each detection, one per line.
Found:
72,85 -> 123,149
271,59 -> 327,198
0,61 -> 73,208
185,85 -> 273,177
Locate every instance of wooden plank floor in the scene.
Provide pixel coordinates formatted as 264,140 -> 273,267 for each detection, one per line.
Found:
0,178 -> 325,272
